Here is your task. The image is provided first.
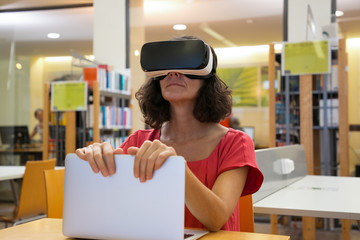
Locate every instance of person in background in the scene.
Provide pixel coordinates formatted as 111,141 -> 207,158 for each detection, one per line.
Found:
75,36 -> 263,231
30,108 -> 43,141
229,116 -> 244,132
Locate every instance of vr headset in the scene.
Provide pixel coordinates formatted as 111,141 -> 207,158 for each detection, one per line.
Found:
140,39 -> 216,80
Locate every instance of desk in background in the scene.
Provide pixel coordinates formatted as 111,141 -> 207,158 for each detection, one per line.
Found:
0,166 -> 26,181
0,165 -> 63,203
254,175 -> 360,220
0,166 -> 64,182
0,218 -> 290,240
0,146 -> 42,165
253,145 -> 360,240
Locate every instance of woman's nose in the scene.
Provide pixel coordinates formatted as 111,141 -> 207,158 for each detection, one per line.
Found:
167,72 -> 181,78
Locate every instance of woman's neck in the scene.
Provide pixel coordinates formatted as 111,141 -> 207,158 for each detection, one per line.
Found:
161,108 -> 216,143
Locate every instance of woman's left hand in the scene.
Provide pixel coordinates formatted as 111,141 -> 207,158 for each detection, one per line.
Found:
127,140 -> 177,182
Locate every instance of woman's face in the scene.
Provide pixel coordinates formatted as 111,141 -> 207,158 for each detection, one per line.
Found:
36,111 -> 43,121
159,72 -> 203,103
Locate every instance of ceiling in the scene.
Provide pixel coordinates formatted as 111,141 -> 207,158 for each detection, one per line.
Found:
0,0 -> 360,57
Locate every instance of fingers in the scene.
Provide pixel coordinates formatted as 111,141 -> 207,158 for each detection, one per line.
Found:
102,142 -> 116,175
93,143 -> 111,176
113,148 -> 124,154
127,147 -> 139,155
133,140 -> 176,183
133,141 -> 152,181
75,140 -> 177,182
84,145 -> 99,173
75,142 -> 118,177
154,146 -> 176,170
75,148 -> 87,160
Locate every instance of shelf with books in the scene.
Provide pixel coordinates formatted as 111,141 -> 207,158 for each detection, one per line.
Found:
83,66 -> 131,95
268,39 -> 349,176
83,65 -> 132,148
268,39 -> 350,238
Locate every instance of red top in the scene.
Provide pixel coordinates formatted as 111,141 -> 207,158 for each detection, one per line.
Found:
119,128 -> 263,231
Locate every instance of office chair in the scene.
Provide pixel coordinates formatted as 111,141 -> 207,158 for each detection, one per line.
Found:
239,194 -> 254,232
0,159 -> 56,227
44,169 -> 65,218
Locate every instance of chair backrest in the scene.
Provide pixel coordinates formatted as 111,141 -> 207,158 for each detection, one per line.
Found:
44,168 -> 65,218
239,194 -> 254,232
15,159 -> 56,220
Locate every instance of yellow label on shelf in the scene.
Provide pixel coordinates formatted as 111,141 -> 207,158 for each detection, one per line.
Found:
282,40 -> 330,76
51,81 -> 88,112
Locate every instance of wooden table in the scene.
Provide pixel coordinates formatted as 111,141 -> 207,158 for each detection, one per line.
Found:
0,218 -> 290,240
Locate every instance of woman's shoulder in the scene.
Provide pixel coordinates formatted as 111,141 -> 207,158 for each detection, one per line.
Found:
222,128 -> 252,143
129,129 -> 160,141
120,129 -> 160,150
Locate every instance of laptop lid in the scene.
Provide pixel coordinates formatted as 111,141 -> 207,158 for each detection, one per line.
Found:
252,145 -> 308,203
63,154 -> 186,240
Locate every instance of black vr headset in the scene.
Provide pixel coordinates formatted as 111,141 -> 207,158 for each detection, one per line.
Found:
140,39 -> 216,80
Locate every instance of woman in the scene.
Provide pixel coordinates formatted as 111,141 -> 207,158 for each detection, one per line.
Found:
76,36 -> 263,231
30,108 -> 43,141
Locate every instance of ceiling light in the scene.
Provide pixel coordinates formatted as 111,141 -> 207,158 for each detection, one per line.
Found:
347,38 -> 360,47
16,63 -> 22,70
335,11 -> 344,17
45,56 -> 72,62
144,1 -> 173,14
134,50 -> 140,56
47,33 -> 60,39
173,24 -> 187,31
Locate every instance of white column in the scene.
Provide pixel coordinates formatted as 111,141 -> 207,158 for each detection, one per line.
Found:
287,0 -> 332,42
93,0 -> 127,71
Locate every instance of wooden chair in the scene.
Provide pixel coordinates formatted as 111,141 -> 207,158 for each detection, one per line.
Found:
239,194 -> 254,232
44,169 -> 65,218
0,159 -> 56,227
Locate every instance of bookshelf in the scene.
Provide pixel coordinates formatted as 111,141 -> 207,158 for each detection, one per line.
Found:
83,66 -> 132,149
268,39 -> 350,239
42,82 -> 73,165
42,64 -> 132,164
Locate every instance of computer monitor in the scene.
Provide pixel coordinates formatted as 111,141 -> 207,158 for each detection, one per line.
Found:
242,127 -> 255,142
0,126 -> 30,146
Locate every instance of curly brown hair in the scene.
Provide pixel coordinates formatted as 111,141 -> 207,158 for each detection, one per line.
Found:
135,36 -> 232,129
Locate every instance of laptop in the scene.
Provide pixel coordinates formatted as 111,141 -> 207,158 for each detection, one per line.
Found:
252,144 -> 308,203
63,154 -> 208,240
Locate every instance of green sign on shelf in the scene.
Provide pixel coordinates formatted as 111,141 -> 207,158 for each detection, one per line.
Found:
51,81 -> 88,112
282,40 -> 331,76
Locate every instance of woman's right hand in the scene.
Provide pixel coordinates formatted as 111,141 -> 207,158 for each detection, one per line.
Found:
75,142 -> 123,177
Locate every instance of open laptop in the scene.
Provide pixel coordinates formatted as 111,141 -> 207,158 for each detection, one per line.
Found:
252,144 -> 308,203
63,154 -> 208,240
